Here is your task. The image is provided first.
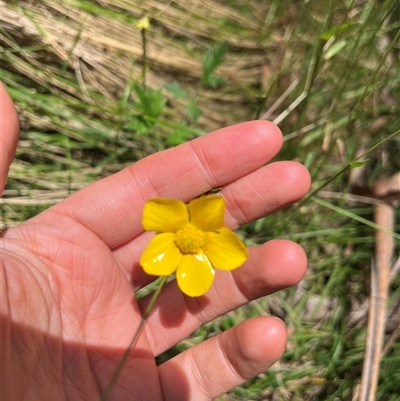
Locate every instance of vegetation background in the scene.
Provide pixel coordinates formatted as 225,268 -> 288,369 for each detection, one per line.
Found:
1,0 -> 399,399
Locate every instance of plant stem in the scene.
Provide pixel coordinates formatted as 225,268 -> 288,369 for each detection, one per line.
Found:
141,28 -> 147,87
99,276 -> 168,401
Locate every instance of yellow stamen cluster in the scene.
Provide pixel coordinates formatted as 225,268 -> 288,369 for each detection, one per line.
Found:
175,223 -> 206,254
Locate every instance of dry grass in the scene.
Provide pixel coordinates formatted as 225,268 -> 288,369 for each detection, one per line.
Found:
2,0 -> 272,129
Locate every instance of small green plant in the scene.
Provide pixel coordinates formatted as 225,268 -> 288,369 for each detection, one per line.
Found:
124,85 -> 166,136
201,41 -> 228,88
166,42 -> 228,145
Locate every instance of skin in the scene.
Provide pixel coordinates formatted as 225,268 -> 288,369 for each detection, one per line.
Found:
0,82 -> 311,401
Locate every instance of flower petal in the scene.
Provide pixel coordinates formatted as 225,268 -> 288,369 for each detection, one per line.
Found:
189,196 -> 225,231
205,227 -> 248,271
176,253 -> 215,297
142,198 -> 189,233
140,233 -> 182,276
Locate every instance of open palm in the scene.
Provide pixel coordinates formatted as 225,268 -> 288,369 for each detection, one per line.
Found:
1,83 -> 310,401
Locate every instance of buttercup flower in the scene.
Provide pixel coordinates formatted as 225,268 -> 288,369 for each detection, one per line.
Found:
136,16 -> 151,31
140,196 -> 248,297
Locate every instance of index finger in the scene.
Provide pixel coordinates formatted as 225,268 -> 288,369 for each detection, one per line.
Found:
45,121 -> 283,248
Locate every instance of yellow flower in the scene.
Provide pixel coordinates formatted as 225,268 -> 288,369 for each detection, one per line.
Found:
140,196 -> 249,297
136,16 -> 151,31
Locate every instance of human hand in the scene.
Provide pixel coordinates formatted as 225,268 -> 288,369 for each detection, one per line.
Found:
0,82 -> 310,401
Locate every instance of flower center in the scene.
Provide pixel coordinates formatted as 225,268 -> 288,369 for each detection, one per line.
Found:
175,223 -> 206,254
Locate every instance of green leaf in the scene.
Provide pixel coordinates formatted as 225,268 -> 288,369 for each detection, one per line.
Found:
205,75 -> 226,88
312,196 -> 400,241
124,118 -> 150,135
324,39 -> 347,60
164,81 -> 187,99
134,85 -> 165,119
202,42 -> 228,86
349,160 -> 368,168
320,23 -> 351,40
186,102 -> 201,124
167,126 -> 196,145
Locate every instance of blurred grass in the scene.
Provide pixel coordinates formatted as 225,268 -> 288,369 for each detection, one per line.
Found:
1,0 -> 400,399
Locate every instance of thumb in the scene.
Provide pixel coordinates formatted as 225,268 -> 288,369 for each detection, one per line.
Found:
0,82 -> 19,194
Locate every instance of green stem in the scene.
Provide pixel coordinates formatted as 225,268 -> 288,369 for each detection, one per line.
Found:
99,276 -> 168,401
141,28 -> 147,87
299,129 -> 400,206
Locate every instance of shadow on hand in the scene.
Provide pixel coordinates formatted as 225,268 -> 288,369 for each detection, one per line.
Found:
154,280 -> 212,330
3,316 -> 191,401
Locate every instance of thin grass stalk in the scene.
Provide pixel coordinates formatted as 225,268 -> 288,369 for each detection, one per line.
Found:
350,27 -> 400,116
141,26 -> 147,87
300,129 -> 400,207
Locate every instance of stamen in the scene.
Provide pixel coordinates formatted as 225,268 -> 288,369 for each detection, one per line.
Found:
175,223 -> 206,254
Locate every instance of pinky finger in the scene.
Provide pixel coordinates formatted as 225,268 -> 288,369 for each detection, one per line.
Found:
158,316 -> 287,401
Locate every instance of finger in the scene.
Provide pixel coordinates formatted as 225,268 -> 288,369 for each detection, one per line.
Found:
222,160 -> 311,227
112,160 -> 310,284
46,121 -> 283,248
158,316 -> 287,401
0,82 -> 20,193
142,239 -> 306,355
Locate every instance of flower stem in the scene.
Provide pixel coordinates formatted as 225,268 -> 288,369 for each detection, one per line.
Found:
141,28 -> 147,87
99,276 -> 168,401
